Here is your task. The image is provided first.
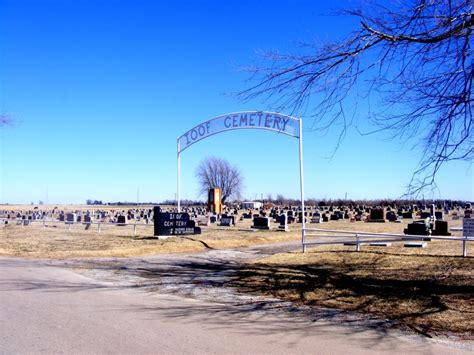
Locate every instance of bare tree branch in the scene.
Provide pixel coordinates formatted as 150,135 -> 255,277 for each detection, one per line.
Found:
238,0 -> 473,197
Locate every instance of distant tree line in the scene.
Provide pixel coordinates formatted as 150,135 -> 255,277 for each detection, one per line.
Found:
258,195 -> 472,207
86,199 -> 104,205
85,197 -> 471,207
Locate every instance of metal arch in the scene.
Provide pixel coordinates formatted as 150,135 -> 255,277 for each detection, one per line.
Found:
177,111 -> 305,251
177,111 -> 300,153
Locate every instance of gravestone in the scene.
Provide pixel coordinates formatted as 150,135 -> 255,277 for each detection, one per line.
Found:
65,213 -> 76,224
432,220 -> 451,236
117,215 -> 127,226
465,209 -> 472,218
278,214 -> 288,231
197,216 -> 209,226
404,222 -> 429,236
219,215 -> 234,227
368,208 -> 385,222
311,213 -> 321,223
420,211 -> 431,219
386,211 -> 397,222
154,206 -> 201,236
297,212 -> 306,223
251,217 -> 271,230
369,242 -> 392,247
404,242 -> 428,248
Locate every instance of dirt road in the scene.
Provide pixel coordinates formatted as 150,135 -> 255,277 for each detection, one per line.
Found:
1,254 -> 470,354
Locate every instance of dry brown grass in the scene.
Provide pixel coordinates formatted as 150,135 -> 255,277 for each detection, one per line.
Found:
0,219 -> 300,258
232,241 -> 473,339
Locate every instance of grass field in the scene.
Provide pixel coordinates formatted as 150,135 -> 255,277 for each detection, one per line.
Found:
233,242 -> 473,339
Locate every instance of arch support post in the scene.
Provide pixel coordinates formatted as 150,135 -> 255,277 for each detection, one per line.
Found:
298,119 -> 306,252
177,138 -> 181,212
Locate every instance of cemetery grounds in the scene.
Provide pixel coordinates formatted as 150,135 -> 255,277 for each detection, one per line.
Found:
1,204 -> 473,342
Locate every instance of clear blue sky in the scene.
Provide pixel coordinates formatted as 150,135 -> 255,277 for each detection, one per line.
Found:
1,0 -> 472,204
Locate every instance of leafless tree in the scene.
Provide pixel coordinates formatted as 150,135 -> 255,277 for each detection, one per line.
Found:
239,0 -> 473,196
195,156 -> 244,203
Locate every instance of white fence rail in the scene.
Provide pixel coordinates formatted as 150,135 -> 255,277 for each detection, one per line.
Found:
302,227 -> 473,257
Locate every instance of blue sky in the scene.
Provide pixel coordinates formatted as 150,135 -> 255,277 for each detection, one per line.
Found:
1,0 -> 472,204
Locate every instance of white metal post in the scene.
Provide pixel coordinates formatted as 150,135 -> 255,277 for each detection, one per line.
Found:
177,138 -> 181,213
298,118 -> 306,252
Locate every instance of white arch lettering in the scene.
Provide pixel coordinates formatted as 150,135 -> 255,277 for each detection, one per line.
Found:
178,111 -> 300,153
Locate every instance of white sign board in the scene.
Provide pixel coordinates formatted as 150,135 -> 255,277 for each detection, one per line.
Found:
178,111 -> 300,153
463,219 -> 474,236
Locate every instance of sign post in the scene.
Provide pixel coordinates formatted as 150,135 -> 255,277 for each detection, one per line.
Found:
177,140 -> 181,212
463,218 -> 474,257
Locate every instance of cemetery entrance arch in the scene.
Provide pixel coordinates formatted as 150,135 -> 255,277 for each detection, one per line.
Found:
177,111 -> 306,242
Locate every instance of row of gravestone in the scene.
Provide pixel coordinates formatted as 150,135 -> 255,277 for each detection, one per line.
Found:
3,204 -> 466,226
2,202 -> 469,222
1,201 -> 470,218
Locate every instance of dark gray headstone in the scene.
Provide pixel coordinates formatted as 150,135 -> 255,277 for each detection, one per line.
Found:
252,217 -> 270,230
404,222 -> 429,236
65,213 -> 76,224
117,215 -> 127,226
278,214 -> 288,231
